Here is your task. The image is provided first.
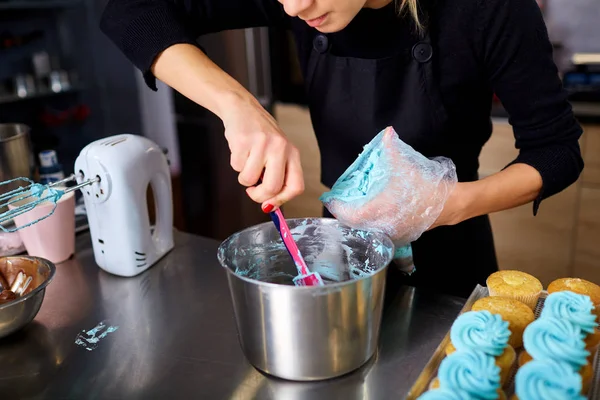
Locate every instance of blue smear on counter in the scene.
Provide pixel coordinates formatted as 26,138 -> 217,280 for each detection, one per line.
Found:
75,321 -> 119,351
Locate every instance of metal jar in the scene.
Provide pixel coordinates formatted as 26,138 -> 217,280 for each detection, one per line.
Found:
217,218 -> 394,381
0,124 -> 34,193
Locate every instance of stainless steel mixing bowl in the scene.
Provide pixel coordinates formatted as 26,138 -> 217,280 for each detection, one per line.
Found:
218,218 -> 394,381
0,256 -> 56,339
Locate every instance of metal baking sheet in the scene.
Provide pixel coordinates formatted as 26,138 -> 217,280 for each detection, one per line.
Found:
406,284 -> 600,399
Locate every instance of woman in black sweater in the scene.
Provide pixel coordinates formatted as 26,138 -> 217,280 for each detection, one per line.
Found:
100,0 -> 583,297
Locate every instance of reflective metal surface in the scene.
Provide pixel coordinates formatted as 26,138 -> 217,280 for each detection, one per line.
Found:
218,218 -> 394,380
0,230 -> 465,399
0,256 -> 56,339
0,124 -> 34,193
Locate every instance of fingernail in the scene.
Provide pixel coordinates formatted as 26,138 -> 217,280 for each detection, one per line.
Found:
262,204 -> 274,213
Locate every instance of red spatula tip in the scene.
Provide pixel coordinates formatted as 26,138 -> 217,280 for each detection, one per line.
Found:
293,272 -> 325,287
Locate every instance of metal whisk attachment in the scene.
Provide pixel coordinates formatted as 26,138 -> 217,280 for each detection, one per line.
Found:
0,174 -> 98,232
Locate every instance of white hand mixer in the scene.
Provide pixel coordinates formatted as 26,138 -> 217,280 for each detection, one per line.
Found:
0,134 -> 174,277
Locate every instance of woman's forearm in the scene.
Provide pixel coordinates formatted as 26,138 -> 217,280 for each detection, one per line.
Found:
435,163 -> 544,227
151,43 -> 256,122
150,42 -> 305,207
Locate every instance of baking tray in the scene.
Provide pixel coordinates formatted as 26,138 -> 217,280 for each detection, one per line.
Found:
406,284 -> 600,399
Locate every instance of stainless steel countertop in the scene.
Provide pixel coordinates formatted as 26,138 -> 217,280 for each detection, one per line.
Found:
0,230 -> 465,400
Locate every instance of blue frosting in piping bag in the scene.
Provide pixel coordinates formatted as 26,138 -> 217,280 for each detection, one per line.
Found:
319,129 -> 416,271
320,130 -> 389,206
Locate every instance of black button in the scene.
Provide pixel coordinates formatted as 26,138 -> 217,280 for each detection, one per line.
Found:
313,34 -> 329,53
412,42 -> 433,63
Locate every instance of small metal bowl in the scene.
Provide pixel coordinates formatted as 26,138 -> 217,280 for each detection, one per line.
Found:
0,256 -> 56,339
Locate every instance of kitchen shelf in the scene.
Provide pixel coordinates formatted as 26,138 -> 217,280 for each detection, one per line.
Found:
0,87 -> 83,105
0,0 -> 81,10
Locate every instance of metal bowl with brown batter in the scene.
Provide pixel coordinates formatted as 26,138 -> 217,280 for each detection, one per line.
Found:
0,256 -> 56,339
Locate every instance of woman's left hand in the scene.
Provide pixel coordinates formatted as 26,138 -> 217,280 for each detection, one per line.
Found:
321,127 -> 458,246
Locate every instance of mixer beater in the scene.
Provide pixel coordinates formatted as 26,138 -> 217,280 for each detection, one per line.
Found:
0,174 -> 98,233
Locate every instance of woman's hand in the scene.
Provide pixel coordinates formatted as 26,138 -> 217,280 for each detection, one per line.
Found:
222,94 -> 305,211
321,126 -> 457,246
150,44 -> 305,211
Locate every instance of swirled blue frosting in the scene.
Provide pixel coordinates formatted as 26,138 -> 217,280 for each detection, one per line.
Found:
417,387 -> 472,400
523,317 -> 589,370
438,349 -> 500,400
450,310 -> 510,356
541,291 -> 597,336
515,359 -> 585,400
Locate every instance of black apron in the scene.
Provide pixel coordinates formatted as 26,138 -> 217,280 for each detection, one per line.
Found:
302,14 -> 498,300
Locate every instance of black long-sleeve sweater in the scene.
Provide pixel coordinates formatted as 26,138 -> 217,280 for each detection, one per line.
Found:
99,0 -> 584,214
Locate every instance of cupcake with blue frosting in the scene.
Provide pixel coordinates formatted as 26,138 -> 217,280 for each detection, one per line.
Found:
437,349 -> 502,400
523,317 -> 589,371
428,376 -> 507,399
447,310 -> 515,384
514,359 -> 585,400
517,350 -> 593,395
541,291 -> 600,353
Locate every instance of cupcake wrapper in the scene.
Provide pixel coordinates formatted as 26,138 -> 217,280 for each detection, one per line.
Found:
487,288 -> 541,311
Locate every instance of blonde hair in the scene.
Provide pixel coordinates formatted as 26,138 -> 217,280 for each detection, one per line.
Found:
396,0 -> 422,31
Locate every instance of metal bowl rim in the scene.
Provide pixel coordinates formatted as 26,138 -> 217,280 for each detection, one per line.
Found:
0,255 -> 56,311
217,217 -> 395,290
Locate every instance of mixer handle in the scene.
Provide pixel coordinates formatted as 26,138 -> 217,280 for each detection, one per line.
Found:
149,172 -> 173,249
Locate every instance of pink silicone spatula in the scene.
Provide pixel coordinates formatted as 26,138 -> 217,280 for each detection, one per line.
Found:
269,208 -> 324,287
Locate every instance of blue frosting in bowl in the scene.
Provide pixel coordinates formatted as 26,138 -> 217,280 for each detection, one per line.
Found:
438,349 -> 500,399
541,291 -> 597,336
450,310 -> 511,356
523,317 -> 589,370
515,359 -> 585,400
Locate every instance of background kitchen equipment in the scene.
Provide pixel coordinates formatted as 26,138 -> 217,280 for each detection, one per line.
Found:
218,218 -> 394,381
0,256 -> 56,339
1,52 -> 76,102
0,124 -> 34,193
0,123 -> 33,256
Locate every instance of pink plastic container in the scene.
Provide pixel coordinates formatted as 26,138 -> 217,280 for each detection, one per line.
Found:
9,188 -> 75,264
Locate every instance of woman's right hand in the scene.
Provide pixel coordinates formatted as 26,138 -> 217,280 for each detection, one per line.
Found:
222,94 -> 305,212
147,43 -> 304,210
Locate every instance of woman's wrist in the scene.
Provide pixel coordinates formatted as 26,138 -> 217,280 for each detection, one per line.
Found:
431,182 -> 476,228
218,90 -> 260,123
